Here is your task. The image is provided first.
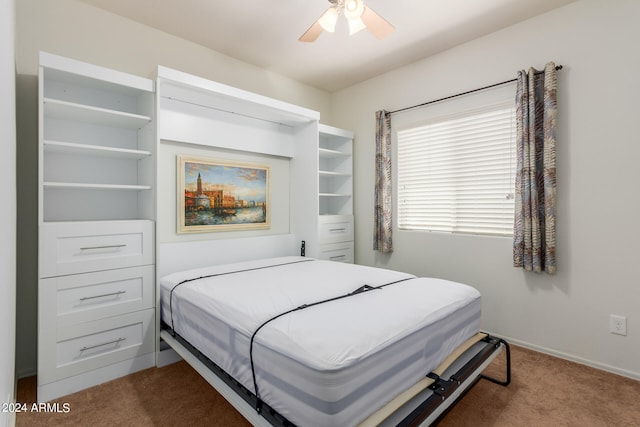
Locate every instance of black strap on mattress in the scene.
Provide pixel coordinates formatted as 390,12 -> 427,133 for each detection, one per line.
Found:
249,276 -> 414,414
168,258 -> 316,337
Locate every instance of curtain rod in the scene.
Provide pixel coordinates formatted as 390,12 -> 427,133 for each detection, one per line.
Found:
389,65 -> 563,115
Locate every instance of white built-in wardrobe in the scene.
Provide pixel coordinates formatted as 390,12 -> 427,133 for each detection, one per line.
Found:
37,52 -> 353,401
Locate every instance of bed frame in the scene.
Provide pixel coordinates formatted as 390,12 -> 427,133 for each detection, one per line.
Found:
156,235 -> 510,426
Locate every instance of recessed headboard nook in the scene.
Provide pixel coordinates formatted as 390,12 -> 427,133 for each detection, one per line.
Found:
156,234 -> 297,279
155,65 -> 320,252
155,64 -> 321,244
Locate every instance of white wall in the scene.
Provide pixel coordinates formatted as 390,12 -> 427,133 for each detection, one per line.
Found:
15,0 -> 331,116
330,0 -> 640,379
1,0 -> 17,424
14,0 -> 332,377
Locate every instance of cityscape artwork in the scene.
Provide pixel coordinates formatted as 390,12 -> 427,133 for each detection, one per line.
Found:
178,156 -> 270,233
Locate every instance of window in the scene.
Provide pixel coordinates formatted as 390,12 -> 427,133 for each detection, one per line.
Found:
397,101 -> 516,237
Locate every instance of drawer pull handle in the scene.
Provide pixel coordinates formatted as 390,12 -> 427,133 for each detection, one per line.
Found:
329,228 -> 346,233
79,290 -> 126,301
79,244 -> 127,251
330,255 -> 346,261
80,337 -> 126,352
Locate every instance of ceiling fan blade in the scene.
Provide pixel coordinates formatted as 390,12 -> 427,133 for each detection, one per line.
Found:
299,18 -> 324,42
361,6 -> 395,40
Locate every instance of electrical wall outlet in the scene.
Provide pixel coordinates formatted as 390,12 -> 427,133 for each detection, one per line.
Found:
610,314 -> 627,336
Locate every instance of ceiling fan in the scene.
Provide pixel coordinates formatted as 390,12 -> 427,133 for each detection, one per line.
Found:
299,0 -> 395,42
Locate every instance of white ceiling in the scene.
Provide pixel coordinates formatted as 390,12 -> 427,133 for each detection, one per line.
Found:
76,0 -> 575,92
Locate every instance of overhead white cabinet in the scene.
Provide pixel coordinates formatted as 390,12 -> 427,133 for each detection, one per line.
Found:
38,52 -> 156,402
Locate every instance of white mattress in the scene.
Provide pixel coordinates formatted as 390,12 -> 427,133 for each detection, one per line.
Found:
160,256 -> 481,426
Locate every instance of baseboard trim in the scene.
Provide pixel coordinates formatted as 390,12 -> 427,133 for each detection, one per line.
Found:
490,333 -> 640,381
37,352 -> 155,402
16,368 -> 37,380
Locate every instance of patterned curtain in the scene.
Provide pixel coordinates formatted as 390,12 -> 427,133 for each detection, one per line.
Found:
374,110 -> 393,253
513,62 -> 558,274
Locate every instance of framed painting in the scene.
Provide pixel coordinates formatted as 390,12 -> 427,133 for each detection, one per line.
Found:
178,156 -> 270,233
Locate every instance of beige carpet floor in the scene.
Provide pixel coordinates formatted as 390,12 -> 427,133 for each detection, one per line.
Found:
16,345 -> 640,426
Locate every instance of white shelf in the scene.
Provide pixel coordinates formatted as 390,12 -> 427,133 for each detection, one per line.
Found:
318,125 -> 353,218
44,140 -> 151,159
41,52 -> 154,94
319,193 -> 352,197
44,98 -> 152,129
319,148 -> 351,158
43,182 -> 152,191
319,170 -> 352,177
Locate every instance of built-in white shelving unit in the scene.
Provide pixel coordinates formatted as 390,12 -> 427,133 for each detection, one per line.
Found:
39,52 -> 155,222
318,125 -> 353,216
316,124 -> 354,263
38,52 -> 156,402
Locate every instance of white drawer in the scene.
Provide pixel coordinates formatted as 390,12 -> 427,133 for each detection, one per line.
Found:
40,266 -> 154,326
318,215 -> 354,244
318,242 -> 354,263
40,220 -> 154,277
38,309 -> 154,385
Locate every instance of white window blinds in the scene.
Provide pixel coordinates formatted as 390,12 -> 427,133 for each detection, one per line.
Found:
397,102 -> 516,236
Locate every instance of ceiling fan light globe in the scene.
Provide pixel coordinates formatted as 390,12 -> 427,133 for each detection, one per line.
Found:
344,0 -> 365,20
318,6 -> 339,32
